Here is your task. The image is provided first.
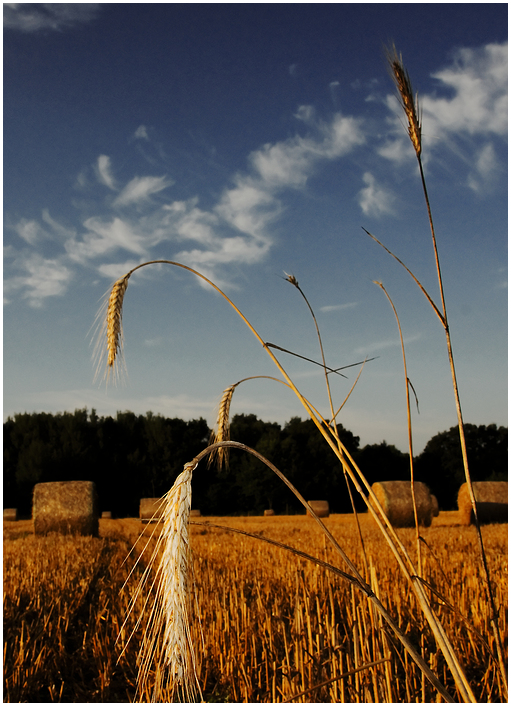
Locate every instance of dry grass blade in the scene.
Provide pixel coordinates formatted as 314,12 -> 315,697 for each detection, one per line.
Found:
265,342 -> 348,377
282,658 -> 391,703
385,43 -> 422,157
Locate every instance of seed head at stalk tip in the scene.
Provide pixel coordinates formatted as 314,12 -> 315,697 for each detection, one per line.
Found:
283,271 -> 299,289
106,273 -> 130,372
385,43 -> 422,157
208,384 -> 236,471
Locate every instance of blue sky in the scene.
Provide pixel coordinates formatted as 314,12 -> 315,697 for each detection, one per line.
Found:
3,3 -> 508,454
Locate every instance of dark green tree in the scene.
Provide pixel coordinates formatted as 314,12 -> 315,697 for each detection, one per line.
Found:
415,423 -> 508,510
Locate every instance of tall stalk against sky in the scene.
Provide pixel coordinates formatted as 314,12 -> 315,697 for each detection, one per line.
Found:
371,44 -> 507,692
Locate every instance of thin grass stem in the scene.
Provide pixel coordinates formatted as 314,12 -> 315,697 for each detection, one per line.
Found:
374,281 -> 422,575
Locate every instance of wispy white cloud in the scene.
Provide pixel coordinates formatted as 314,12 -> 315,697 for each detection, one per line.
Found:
3,3 -> 101,32
358,172 -> 396,217
113,175 -> 174,207
65,216 -> 149,264
11,218 -> 51,246
467,143 -> 501,193
133,125 -> 149,141
355,333 -> 421,355
215,178 -> 276,237
170,110 -> 364,278
4,253 -> 72,307
250,110 -> 365,188
422,43 -> 507,139
319,302 -> 358,313
95,155 -> 117,191
9,209 -> 75,246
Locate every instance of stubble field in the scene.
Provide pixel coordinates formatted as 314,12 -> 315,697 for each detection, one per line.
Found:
3,512 -> 507,702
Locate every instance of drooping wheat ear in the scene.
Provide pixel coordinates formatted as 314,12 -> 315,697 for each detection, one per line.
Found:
106,273 -> 130,371
137,462 -> 200,703
385,44 -> 422,157
208,384 -> 236,470
91,272 -> 131,384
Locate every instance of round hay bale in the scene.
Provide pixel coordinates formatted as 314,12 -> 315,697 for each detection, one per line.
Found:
33,481 -> 99,537
431,495 -> 439,518
264,509 -> 275,516
139,497 -> 165,523
101,511 -> 112,519
457,481 -> 508,526
307,500 -> 329,518
190,509 -> 201,517
4,508 -> 18,522
370,481 -> 433,528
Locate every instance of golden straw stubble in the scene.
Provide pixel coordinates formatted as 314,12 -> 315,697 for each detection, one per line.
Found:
107,274 -> 130,370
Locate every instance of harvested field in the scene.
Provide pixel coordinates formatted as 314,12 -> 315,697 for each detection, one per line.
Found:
3,511 -> 508,702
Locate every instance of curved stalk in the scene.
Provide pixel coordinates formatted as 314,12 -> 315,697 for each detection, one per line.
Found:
102,260 -> 476,701
187,441 -> 455,702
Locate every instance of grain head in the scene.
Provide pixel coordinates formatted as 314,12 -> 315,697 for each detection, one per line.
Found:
92,272 -> 131,384
136,463 -> 201,702
208,384 -> 236,471
385,43 -> 422,157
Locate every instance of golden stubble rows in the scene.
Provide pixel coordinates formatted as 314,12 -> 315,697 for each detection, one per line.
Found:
3,514 -> 508,703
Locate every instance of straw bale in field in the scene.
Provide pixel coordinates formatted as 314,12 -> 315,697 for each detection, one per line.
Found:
370,481 -> 434,527
139,497 -> 165,523
457,481 -> 508,525
264,509 -> 275,516
431,495 -> 439,517
190,509 -> 201,517
307,500 -> 329,518
4,508 -> 18,521
33,481 -> 99,536
101,511 -> 112,519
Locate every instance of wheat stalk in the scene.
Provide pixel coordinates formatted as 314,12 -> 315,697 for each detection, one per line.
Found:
380,44 -> 507,696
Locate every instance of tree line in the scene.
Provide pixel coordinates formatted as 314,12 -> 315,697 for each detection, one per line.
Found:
3,409 -> 507,517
